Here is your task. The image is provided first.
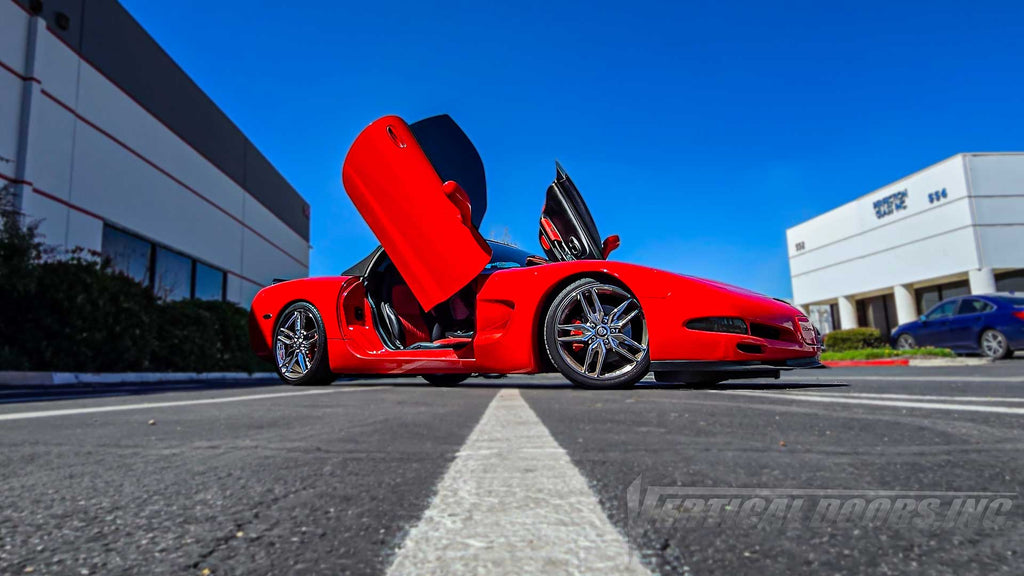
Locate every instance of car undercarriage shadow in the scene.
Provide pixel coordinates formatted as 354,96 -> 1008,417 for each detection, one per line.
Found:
641,382 -> 849,391
341,377 -> 848,392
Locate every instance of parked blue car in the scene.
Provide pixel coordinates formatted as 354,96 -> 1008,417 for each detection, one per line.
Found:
891,294 -> 1024,358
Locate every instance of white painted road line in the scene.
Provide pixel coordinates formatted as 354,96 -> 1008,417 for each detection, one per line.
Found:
387,389 -> 650,576
721,390 -> 1024,415
0,387 -> 373,421
789,391 -> 1024,403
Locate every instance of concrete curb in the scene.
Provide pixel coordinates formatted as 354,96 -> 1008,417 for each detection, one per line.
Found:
823,357 -> 995,368
0,372 -> 277,387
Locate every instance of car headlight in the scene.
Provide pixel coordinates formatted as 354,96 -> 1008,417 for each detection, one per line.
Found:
685,317 -> 748,335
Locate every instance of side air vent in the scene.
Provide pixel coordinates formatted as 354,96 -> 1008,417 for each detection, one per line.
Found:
750,323 -> 782,341
737,343 -> 763,354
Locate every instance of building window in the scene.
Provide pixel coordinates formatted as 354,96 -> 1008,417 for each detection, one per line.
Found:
102,226 -> 151,285
154,247 -> 192,301
101,224 -> 228,301
915,280 -> 969,315
996,270 -> 1024,293
856,294 -> 897,337
194,261 -> 226,301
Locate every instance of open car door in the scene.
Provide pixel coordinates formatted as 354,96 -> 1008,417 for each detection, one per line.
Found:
538,162 -> 618,262
342,115 -> 492,311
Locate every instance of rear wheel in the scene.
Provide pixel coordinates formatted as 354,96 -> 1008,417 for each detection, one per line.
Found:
274,302 -> 333,386
543,278 -> 649,389
896,333 -> 916,350
980,329 -> 1010,359
422,374 -> 470,386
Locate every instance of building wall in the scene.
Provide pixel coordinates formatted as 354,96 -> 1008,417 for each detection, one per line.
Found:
0,0 -> 309,305
968,154 -> 1024,271
787,155 -> 978,306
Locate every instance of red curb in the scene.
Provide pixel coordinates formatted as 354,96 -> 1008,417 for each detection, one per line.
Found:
823,358 -> 911,367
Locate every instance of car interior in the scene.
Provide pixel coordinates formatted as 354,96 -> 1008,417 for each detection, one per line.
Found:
355,248 -> 477,351
348,242 -> 550,351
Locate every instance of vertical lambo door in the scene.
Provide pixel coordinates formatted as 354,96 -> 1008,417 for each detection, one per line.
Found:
342,115 -> 492,313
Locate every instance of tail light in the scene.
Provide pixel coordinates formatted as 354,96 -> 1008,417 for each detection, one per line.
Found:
796,316 -> 817,345
1014,310 -> 1024,321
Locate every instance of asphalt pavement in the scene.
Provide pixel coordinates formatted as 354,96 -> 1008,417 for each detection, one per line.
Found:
1,362 -> 1022,575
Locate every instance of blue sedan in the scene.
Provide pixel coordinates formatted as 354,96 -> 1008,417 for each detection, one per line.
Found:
891,294 -> 1024,358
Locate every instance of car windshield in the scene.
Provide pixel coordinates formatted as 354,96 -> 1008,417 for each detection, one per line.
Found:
485,241 -> 536,270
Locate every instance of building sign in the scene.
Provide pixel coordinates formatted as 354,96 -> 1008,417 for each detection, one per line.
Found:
873,189 -> 908,219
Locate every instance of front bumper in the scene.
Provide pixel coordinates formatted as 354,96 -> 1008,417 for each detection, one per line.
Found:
651,356 -> 826,383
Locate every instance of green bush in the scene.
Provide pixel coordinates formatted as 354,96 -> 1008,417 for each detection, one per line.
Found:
151,300 -> 267,373
0,184 -> 269,373
821,347 -> 956,361
823,328 -> 886,352
20,258 -> 159,371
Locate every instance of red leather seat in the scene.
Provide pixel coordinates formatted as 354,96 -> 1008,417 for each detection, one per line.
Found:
390,283 -> 431,347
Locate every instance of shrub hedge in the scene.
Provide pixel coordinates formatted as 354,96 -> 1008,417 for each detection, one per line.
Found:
821,347 -> 956,361
0,185 -> 269,373
823,327 -> 886,352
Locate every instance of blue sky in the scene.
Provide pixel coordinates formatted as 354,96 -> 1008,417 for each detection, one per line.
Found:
121,0 -> 1024,298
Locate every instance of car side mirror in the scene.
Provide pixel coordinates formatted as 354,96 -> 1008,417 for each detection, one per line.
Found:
919,315 -> 926,322
601,235 -> 620,259
441,180 -> 472,225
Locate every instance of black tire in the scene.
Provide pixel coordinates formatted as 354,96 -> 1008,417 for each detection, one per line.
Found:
273,302 -> 333,386
896,333 -> 916,350
543,277 -> 650,389
422,374 -> 471,386
980,329 -> 1011,359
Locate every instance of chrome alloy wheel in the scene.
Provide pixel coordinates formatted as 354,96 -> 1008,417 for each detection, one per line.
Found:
554,284 -> 648,380
981,330 -> 1007,359
896,334 -> 915,350
275,308 -> 321,380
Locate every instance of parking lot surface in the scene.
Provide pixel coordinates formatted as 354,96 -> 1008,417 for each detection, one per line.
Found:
1,362 -> 1022,575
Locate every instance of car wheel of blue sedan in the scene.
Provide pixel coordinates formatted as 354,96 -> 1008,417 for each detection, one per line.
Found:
896,334 -> 916,350
980,329 -> 1010,359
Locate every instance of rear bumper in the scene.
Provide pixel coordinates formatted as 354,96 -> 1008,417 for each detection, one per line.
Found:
651,356 -> 826,383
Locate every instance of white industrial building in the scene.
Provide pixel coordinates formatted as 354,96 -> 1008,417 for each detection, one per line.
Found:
788,153 -> 1024,337
1,0 -> 309,305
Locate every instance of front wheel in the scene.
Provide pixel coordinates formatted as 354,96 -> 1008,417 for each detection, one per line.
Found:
273,302 -> 333,386
543,278 -> 650,389
980,329 -> 1011,359
896,333 -> 916,350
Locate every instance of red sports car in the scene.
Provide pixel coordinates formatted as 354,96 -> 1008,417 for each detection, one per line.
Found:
249,114 -> 822,388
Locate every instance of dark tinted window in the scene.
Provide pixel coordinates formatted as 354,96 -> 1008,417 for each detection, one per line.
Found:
957,298 -> 993,315
485,242 -> 534,270
102,226 -> 151,285
409,115 -> 487,228
154,248 -> 192,301
924,300 -> 956,320
915,280 -> 970,315
100,224 -> 227,301
995,270 -> 1024,293
942,282 -> 970,299
194,262 -> 225,301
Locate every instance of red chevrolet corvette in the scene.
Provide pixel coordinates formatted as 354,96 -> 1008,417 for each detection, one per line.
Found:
249,115 -> 822,388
